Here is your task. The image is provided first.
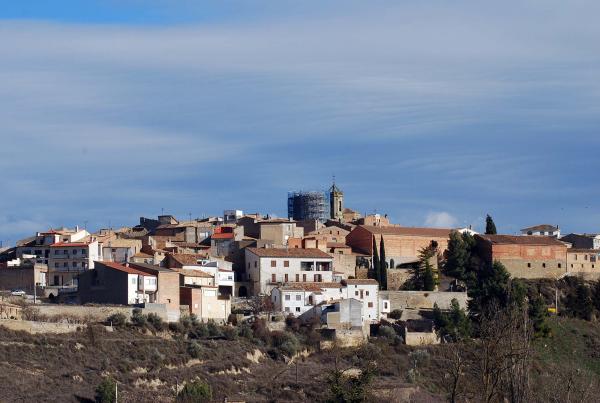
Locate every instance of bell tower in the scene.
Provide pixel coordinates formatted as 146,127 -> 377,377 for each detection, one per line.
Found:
329,176 -> 344,221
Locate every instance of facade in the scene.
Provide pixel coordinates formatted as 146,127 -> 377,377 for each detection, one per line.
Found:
245,247 -> 334,295
180,286 -> 231,323
475,234 -> 568,279
346,225 -> 452,266
128,263 -> 181,316
0,259 -> 47,293
567,249 -> 600,273
344,279 -> 379,322
259,219 -> 304,246
101,238 -> 142,263
521,224 -> 560,238
223,209 -> 243,224
561,233 -> 600,250
287,191 -> 329,222
78,262 -> 158,305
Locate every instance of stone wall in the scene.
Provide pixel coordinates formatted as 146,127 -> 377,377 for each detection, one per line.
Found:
380,291 -> 469,311
0,319 -> 83,334
405,331 -> 440,346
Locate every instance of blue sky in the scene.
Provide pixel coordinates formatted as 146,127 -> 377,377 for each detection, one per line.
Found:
1,1 -> 599,245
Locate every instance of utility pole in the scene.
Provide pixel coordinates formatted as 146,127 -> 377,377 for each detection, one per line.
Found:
555,287 -> 559,315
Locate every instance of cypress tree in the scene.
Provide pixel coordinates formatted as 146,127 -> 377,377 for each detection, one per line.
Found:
485,214 -> 497,235
372,235 -> 380,285
379,236 -> 387,290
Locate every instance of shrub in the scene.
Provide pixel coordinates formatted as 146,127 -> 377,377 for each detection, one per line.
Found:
271,331 -> 301,357
147,313 -> 166,332
222,326 -> 239,341
189,323 -> 209,339
285,315 -> 301,332
131,309 -> 147,327
106,313 -> 127,327
388,310 -> 402,320
169,321 -> 186,334
251,319 -> 271,345
206,321 -> 221,337
177,380 -> 212,402
95,377 -> 116,403
238,324 -> 253,339
187,341 -> 202,359
378,326 -> 396,340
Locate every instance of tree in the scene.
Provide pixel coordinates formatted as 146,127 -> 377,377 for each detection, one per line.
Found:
485,214 -> 497,235
248,295 -> 274,315
433,299 -> 471,342
444,231 -> 476,281
372,235 -> 380,285
177,380 -> 212,402
404,245 -> 437,291
528,294 -> 550,338
95,377 -> 117,403
564,279 -> 593,320
468,261 -> 512,319
327,356 -> 376,403
379,236 -> 387,290
423,260 -> 435,291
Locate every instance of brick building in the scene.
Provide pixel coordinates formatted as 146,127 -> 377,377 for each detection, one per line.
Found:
346,225 -> 452,267
475,234 -> 568,279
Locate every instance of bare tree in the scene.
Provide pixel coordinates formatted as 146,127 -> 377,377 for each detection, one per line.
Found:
436,341 -> 467,403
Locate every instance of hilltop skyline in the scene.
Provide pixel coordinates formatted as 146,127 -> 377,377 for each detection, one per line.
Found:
1,1 -> 600,243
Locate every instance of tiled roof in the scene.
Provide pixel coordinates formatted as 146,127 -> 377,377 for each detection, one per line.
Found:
327,242 -> 349,249
344,279 -> 379,285
98,261 -> 150,276
521,224 -> 559,232
50,242 -> 91,247
279,282 -> 342,291
132,252 -> 153,258
568,248 -> 600,254
247,247 -> 332,259
211,233 -> 234,240
359,225 -> 452,238
179,269 -> 214,278
169,253 -> 209,266
478,234 -> 567,246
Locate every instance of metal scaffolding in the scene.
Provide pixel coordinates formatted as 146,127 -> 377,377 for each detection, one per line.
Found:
287,191 -> 329,221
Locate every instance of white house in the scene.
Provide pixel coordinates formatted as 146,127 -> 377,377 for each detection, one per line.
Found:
271,278 -> 380,323
245,247 -> 334,295
521,224 -> 560,238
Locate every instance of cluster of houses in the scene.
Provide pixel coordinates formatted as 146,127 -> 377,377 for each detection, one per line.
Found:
1,183 -> 599,344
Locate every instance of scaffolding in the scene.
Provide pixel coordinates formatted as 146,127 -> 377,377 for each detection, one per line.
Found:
287,191 -> 329,221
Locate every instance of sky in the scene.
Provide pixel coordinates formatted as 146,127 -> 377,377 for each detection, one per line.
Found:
1,1 -> 600,245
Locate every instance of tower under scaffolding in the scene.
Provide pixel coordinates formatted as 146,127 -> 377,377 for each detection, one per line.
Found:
287,190 -> 329,221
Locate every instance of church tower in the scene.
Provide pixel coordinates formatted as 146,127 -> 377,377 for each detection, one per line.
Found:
329,177 -> 344,221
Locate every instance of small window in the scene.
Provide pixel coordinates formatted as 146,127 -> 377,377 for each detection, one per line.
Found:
284,260 -> 289,267
54,262 -> 59,268
295,307 -> 301,312
131,278 -> 136,284
285,307 -> 290,312
368,302 -> 373,308
72,250 -> 77,255
82,249 -> 87,255
355,291 -> 359,296
542,263 -> 546,268
296,294 -> 301,301
271,274 -> 276,282
365,291 -> 370,296
558,263 -> 562,268
254,261 -> 257,268
285,295 -> 290,301
295,274 -> 300,282
571,264 -> 574,268
285,274 -> 288,282
384,302 -> 388,309
527,263 -> 531,268
271,260 -> 276,267
63,262 -> 68,267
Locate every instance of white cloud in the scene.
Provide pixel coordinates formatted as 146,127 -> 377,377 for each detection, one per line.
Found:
425,212 -> 458,228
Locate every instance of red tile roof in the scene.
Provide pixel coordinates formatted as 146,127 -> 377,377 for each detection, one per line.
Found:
179,269 -> 214,278
279,282 -> 342,291
477,234 -> 567,247
98,261 -> 149,276
247,247 -> 332,259
50,242 -> 91,247
359,225 -> 452,238
211,233 -> 234,240
521,224 -> 559,232
169,253 -> 209,266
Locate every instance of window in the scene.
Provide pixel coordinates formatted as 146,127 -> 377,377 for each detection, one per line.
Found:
384,302 -> 388,309
254,261 -> 257,268
54,262 -> 59,268
296,294 -> 301,301
72,250 -> 77,255
272,274 -> 276,282
63,262 -> 68,267
285,295 -> 290,301
82,249 -> 87,255
285,274 -> 288,282
248,263 -> 250,269
131,278 -> 136,284
271,260 -> 276,267
296,274 -> 300,282
585,255 -> 589,260
527,263 -> 531,268
355,290 -> 359,296
542,263 -> 546,268
295,307 -> 301,312
365,291 -> 370,296
302,274 -> 306,281
558,263 -> 562,268
368,302 -> 373,308
72,262 -> 77,267
571,264 -> 574,268
285,307 -> 290,312
284,260 -> 289,267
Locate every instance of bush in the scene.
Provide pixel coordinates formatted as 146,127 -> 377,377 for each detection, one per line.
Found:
222,326 -> 239,341
285,315 -> 301,332
378,326 -> 396,340
251,319 -> 271,345
189,323 -> 209,339
388,310 -> 402,320
207,321 -> 221,337
95,377 -> 116,403
272,331 -> 301,357
106,313 -> 127,327
147,313 -> 166,332
239,324 -> 253,339
169,321 -> 186,334
177,380 -> 212,402
131,309 -> 147,327
187,341 -> 202,359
